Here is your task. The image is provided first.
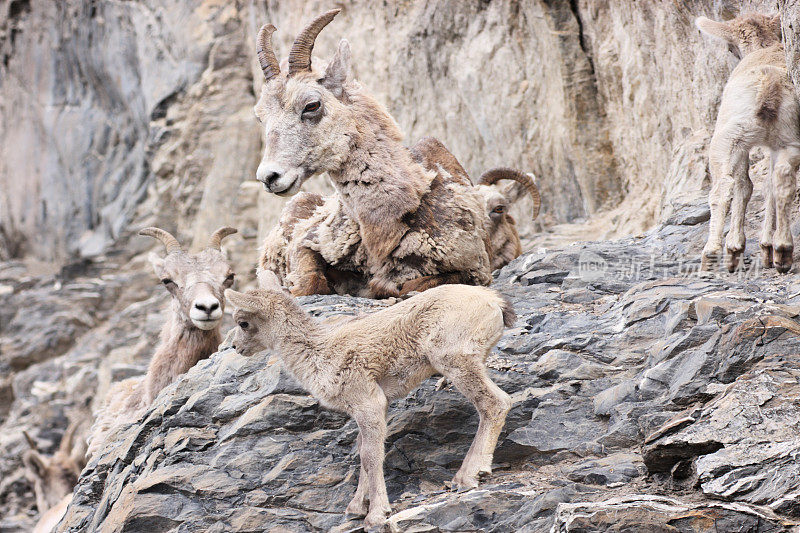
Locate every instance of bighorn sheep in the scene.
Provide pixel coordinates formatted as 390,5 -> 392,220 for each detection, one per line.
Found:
22,420 -> 86,533
697,13 -> 798,272
253,10 -> 514,298
87,227 -> 237,458
225,271 -> 513,529
259,163 -> 540,295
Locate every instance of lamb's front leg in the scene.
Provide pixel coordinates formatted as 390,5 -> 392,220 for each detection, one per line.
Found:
345,433 -> 369,517
353,401 -> 391,529
724,154 -> 752,272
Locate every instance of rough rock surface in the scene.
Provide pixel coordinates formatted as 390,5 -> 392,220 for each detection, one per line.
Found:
0,0 -> 788,264
0,193 -> 777,532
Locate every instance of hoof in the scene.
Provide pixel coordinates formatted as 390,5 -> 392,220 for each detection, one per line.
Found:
345,497 -> 368,517
760,244 -> 774,268
700,252 -> 722,272
725,249 -> 743,273
451,473 -> 479,491
775,246 -> 793,274
364,507 -> 391,531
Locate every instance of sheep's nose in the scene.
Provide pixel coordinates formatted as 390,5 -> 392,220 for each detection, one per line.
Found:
194,301 -> 219,314
256,162 -> 284,188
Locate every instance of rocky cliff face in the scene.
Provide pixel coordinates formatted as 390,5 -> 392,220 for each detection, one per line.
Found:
4,1 -> 800,532
29,197 -> 799,532
0,0 -> 782,265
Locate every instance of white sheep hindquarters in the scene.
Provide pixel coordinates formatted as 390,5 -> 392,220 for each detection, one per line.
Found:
697,14 -> 799,273
226,280 -> 515,529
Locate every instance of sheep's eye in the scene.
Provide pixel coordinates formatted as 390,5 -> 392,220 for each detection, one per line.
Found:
224,273 -> 235,287
492,206 -> 506,214
238,321 -> 249,330
303,101 -> 321,114
161,278 -> 174,286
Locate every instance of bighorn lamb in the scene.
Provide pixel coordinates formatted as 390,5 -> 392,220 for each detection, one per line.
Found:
697,13 -> 799,273
23,421 -> 86,533
225,271 -> 513,528
253,10 -> 507,298
259,163 -> 540,295
87,227 -> 237,458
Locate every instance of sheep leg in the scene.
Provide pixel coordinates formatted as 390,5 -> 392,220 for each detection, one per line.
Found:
724,152 -> 752,272
399,272 -> 467,296
353,397 -> 391,528
760,152 -> 777,268
444,359 -> 511,490
702,136 -> 747,271
345,433 -> 369,517
290,247 -> 333,296
771,147 -> 800,273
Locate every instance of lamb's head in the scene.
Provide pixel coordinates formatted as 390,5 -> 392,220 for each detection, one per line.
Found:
22,424 -> 85,513
696,13 -> 781,57
225,271 -> 295,356
253,9 -> 388,196
473,168 -> 541,270
141,227 -> 237,330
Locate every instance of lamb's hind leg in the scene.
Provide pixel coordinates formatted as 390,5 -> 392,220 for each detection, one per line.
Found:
442,358 -> 511,490
760,153 -> 777,268
772,146 -> 800,273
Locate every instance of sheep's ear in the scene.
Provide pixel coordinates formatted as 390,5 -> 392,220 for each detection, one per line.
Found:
322,39 -> 351,99
696,17 -> 737,44
225,289 -> 259,313
148,252 -> 165,276
257,269 -> 283,291
23,450 -> 47,480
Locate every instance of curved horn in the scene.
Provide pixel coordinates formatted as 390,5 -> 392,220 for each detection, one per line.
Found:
287,9 -> 341,76
257,23 -> 281,82
139,227 -> 182,254
208,227 -> 238,250
57,420 -> 79,455
477,167 -> 541,220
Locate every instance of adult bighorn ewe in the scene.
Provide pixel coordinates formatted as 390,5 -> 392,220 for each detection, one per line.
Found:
226,271 -> 513,528
87,227 -> 237,458
697,13 -> 799,273
259,163 -> 540,296
253,10 -> 537,297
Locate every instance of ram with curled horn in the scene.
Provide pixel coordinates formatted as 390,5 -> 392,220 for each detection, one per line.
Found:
253,10 -> 542,297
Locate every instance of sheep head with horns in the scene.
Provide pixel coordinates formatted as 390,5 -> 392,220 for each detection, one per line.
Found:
253,9 -> 392,196
140,227 -> 237,330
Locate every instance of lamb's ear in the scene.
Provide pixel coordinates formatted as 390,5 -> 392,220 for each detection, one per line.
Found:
696,16 -> 737,44
322,39 -> 351,99
257,269 -> 283,291
22,450 -> 47,480
148,252 -> 165,276
225,289 -> 259,313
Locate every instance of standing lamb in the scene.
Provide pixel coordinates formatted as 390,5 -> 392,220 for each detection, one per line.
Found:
697,13 -> 798,273
252,10 -> 497,298
86,226 -> 237,458
225,271 -> 513,529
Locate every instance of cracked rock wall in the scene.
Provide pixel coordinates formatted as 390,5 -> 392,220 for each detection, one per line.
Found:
0,0 -> 781,264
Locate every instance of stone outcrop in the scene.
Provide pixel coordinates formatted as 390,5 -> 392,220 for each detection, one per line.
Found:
0,195 -> 794,531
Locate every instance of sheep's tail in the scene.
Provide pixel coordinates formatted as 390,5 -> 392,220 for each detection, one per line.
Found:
755,67 -> 785,123
500,294 -> 516,328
